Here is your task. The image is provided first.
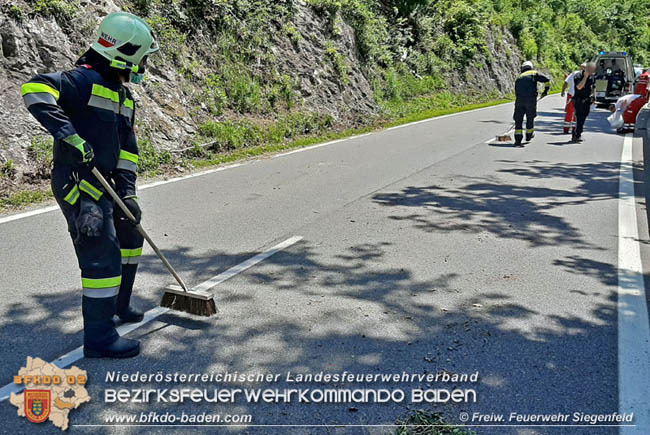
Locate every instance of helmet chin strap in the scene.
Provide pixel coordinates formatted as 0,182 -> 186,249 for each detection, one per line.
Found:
109,58 -> 146,84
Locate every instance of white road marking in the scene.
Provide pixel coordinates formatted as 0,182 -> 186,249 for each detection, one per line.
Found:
485,129 -> 515,144
0,101 -> 516,226
618,134 -> 650,434
0,235 -> 303,402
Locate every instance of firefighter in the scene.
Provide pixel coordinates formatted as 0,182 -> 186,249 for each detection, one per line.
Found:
21,12 -> 159,358
561,63 -> 585,134
571,62 -> 597,142
513,61 -> 551,146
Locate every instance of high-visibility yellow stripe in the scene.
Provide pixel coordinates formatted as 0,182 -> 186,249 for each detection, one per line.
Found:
124,99 -> 134,110
519,70 -> 537,77
119,149 -> 139,164
82,276 -> 121,289
121,248 -> 143,258
526,128 -> 534,133
91,84 -> 119,103
64,185 -> 80,205
21,83 -> 60,100
79,179 -> 102,201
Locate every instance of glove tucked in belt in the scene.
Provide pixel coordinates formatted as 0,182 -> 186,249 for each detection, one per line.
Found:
76,194 -> 103,237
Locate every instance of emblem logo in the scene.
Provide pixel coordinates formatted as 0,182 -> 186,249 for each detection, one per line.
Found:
25,390 -> 51,424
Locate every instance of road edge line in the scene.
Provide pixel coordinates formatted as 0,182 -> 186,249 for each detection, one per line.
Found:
618,133 -> 650,434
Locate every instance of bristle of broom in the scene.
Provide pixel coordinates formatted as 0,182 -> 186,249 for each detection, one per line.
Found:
160,291 -> 218,317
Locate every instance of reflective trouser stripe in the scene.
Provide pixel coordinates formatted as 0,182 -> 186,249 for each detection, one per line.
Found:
82,286 -> 120,298
64,185 -> 80,205
82,276 -> 121,298
526,128 -> 534,133
515,129 -> 523,134
121,248 -> 142,265
79,179 -> 102,201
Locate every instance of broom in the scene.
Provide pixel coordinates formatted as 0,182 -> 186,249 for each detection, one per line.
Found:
91,168 -> 217,317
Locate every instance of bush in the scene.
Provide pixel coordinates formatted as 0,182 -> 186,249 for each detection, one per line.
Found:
28,135 -> 53,178
138,137 -> 173,174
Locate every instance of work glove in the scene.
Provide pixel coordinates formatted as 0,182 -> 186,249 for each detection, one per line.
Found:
63,135 -> 95,168
76,195 -> 103,238
116,195 -> 142,224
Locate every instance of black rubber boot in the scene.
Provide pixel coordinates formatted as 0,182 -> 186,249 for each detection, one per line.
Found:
116,264 -> 144,323
526,132 -> 535,141
83,295 -> 140,359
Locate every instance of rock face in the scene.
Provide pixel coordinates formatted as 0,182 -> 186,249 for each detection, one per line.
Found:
0,0 -> 521,181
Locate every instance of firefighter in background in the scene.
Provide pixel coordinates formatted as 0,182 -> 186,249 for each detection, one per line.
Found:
561,63 -> 586,134
513,61 -> 551,146
571,62 -> 597,142
21,12 -> 159,358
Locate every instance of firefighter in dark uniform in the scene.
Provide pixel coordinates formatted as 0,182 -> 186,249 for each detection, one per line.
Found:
21,12 -> 159,358
571,62 -> 597,142
513,61 -> 551,146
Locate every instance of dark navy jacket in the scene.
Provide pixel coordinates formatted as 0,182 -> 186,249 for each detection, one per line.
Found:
515,69 -> 551,104
21,65 -> 139,204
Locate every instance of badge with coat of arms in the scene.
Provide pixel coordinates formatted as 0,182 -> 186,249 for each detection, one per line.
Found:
25,390 -> 51,424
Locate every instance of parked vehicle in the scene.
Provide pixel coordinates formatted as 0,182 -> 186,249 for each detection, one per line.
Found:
592,51 -> 635,106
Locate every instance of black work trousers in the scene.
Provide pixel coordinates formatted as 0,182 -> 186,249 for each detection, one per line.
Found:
573,97 -> 591,137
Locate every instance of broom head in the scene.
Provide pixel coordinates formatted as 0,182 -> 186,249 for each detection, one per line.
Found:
160,285 -> 218,317
496,134 -> 512,142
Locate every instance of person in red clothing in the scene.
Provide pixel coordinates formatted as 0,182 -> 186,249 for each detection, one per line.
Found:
635,69 -> 649,96
561,63 -> 586,134
610,93 -> 647,133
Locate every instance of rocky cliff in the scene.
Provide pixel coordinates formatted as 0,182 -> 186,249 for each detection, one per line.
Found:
0,0 -> 521,189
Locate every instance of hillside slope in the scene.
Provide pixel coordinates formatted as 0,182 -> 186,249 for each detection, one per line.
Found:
1,0 -> 649,202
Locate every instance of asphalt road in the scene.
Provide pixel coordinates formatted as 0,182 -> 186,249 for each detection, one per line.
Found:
1,94 -> 649,434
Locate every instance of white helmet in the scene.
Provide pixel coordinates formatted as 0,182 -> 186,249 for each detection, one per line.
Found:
91,12 -> 159,76
521,60 -> 534,70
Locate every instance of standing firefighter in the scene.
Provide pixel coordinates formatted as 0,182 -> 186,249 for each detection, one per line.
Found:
21,12 -> 159,358
571,62 -> 597,142
513,61 -> 551,146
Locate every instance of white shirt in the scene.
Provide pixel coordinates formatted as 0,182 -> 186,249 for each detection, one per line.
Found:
565,71 -> 578,96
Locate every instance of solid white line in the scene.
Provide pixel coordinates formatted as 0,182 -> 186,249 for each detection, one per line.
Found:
0,101 -> 516,226
0,236 -> 303,402
486,129 -> 515,144
617,134 -> 650,434
0,205 -> 59,225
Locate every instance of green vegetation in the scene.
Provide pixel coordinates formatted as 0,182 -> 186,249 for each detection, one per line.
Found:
7,4 -> 24,21
31,0 -> 78,20
325,41 -> 349,85
396,409 -> 476,434
1,160 -> 16,178
0,190 -> 53,209
28,136 -> 53,178
137,135 -> 173,176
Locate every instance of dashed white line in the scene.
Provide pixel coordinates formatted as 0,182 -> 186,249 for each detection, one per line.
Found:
617,134 -> 650,434
0,235 -> 303,402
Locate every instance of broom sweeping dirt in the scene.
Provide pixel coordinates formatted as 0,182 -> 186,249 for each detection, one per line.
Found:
91,168 -> 217,317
